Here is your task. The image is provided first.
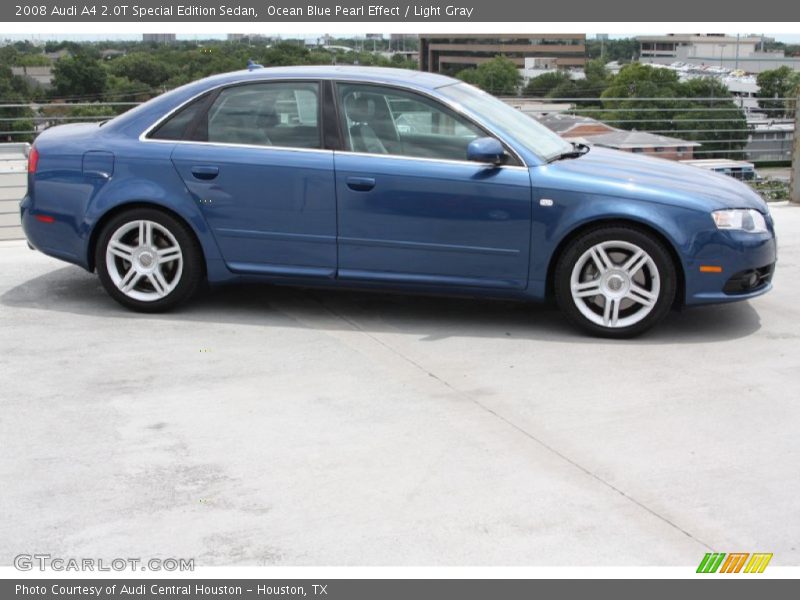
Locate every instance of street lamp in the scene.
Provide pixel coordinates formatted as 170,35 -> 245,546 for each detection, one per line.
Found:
717,44 -> 727,67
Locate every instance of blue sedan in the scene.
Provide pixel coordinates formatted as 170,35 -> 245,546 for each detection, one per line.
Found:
21,66 -> 776,337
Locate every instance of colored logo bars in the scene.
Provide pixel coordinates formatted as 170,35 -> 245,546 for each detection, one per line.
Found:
696,553 -> 773,573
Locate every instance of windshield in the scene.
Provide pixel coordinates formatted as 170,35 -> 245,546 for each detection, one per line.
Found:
438,83 -> 573,162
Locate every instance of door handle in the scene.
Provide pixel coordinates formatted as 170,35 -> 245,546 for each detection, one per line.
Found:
191,166 -> 219,180
346,176 -> 376,192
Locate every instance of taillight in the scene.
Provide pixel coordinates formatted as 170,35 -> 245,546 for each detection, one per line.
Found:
28,147 -> 39,173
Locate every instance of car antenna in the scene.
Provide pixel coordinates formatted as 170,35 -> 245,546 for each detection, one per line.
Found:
247,59 -> 263,71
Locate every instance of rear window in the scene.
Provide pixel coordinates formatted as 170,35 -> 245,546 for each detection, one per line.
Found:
205,82 -> 321,148
148,94 -> 209,141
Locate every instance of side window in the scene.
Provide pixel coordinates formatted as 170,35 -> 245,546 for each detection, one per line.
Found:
204,82 -> 321,148
148,94 -> 209,140
337,83 -> 484,161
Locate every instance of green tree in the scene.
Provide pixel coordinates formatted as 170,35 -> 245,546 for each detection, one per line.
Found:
0,66 -> 35,142
584,59 -> 610,85
17,54 -> 51,67
673,77 -> 747,157
756,66 -> 800,117
104,75 -> 155,106
524,71 -> 571,97
456,56 -> 521,95
107,53 -> 173,90
52,51 -> 107,99
580,65 -> 746,158
592,63 -> 683,132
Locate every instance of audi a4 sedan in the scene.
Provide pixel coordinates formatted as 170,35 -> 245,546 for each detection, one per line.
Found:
21,66 -> 776,337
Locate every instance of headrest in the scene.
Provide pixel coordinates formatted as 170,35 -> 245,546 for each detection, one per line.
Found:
259,109 -> 279,128
346,95 -> 375,123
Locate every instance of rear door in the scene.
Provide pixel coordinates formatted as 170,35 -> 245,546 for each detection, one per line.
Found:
164,80 -> 337,278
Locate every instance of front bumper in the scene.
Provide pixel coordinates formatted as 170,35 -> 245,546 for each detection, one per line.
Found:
684,227 -> 777,305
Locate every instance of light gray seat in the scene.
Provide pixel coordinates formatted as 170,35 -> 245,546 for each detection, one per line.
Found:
345,95 -> 388,154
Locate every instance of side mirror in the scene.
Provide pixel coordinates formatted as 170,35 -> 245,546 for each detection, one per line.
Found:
467,137 -> 508,166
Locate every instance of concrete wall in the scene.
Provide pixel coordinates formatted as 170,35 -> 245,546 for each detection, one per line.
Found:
0,143 -> 28,241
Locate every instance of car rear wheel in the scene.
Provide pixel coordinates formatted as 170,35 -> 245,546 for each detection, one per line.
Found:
554,226 -> 677,338
95,208 -> 204,312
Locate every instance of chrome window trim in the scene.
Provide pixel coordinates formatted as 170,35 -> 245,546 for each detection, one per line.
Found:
142,136 -> 334,156
137,76 -> 529,168
335,150 -> 529,170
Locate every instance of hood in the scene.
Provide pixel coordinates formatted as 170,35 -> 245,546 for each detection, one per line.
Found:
534,146 -> 768,213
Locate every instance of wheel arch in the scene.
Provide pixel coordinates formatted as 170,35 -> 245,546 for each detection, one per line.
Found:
87,201 -> 207,273
545,217 -> 686,307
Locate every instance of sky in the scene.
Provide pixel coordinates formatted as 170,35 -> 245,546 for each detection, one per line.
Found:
2,33 -> 800,43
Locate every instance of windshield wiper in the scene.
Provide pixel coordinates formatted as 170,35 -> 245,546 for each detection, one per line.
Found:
549,142 -> 591,163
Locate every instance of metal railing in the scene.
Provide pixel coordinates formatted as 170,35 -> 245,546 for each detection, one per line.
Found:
0,96 -> 795,164
503,95 -> 796,163
0,101 -> 138,140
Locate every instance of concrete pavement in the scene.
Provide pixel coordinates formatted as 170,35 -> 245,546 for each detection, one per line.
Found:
1,203 -> 799,566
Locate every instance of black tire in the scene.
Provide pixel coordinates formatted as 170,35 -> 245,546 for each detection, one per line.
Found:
95,207 -> 204,312
554,225 -> 677,338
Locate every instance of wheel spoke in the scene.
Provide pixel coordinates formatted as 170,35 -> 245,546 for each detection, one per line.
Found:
623,249 -> 648,277
148,270 -> 169,297
603,297 -> 620,327
157,245 -> 181,263
627,284 -> 657,307
119,268 -> 141,293
108,240 -> 135,261
573,279 -> 603,298
138,220 -> 154,247
590,245 -> 613,273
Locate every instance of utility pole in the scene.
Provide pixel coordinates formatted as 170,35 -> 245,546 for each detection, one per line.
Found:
791,92 -> 800,204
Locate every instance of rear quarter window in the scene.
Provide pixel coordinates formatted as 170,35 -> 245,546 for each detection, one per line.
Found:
147,94 -> 210,141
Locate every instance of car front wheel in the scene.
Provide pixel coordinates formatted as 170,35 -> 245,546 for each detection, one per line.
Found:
554,226 -> 677,338
95,208 -> 204,312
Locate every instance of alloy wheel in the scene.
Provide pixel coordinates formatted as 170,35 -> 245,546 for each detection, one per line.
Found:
105,220 -> 184,302
569,240 -> 660,329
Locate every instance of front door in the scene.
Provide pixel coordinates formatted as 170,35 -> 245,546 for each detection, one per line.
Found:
333,83 -> 532,290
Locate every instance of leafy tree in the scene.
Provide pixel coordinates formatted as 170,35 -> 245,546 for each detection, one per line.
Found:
524,71 -> 571,97
593,63 -> 683,132
104,75 -> 155,106
456,56 -> 521,95
578,65 -> 747,158
107,53 -> 173,90
21,55 -> 51,67
43,41 -> 81,54
52,51 -> 107,99
584,59 -> 610,85
0,66 -> 35,142
524,59 -> 610,101
756,66 -> 800,117
672,77 -> 747,156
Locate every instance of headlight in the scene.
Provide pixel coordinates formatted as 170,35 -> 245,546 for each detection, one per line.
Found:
711,209 -> 768,233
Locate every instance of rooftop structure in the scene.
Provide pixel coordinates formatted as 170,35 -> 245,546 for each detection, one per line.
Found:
419,34 -> 586,75
637,34 -> 800,73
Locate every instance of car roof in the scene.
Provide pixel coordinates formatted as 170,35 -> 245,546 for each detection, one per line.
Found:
104,66 -> 461,138
198,66 -> 458,90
